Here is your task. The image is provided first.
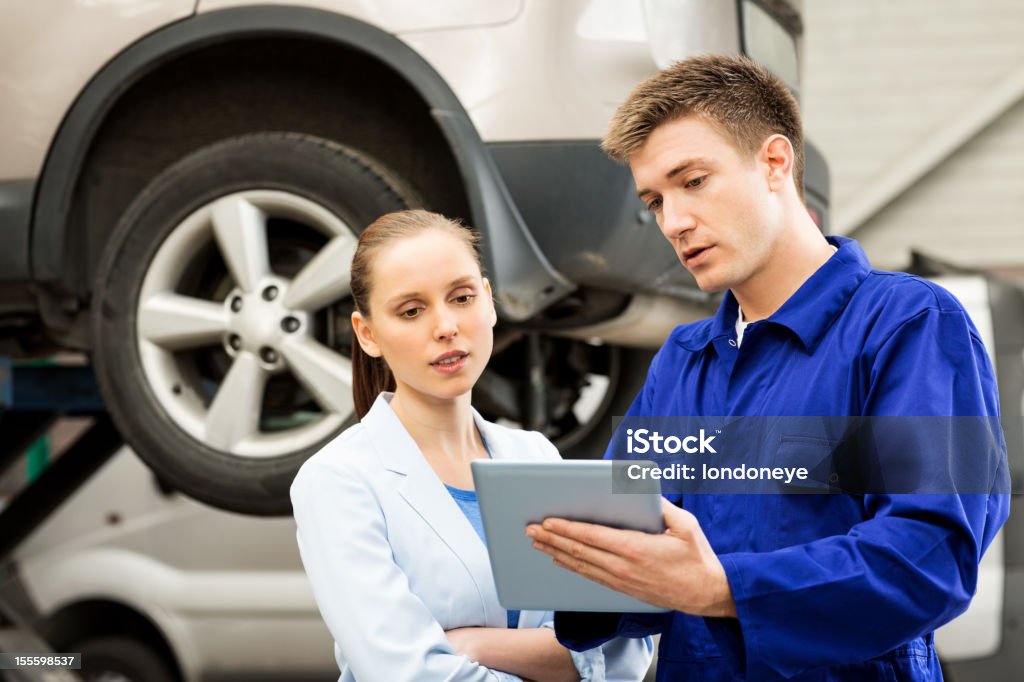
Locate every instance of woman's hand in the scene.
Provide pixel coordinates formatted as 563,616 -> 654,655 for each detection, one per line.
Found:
445,627 -> 484,662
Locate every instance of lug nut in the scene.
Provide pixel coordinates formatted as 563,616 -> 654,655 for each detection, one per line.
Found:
262,285 -> 279,301
230,296 -> 243,312
281,316 -> 300,333
228,334 -> 242,351
260,347 -> 279,364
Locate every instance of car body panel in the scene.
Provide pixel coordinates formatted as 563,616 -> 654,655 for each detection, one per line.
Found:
398,0 -> 662,143
200,0 -> 523,33
0,0 -> 195,181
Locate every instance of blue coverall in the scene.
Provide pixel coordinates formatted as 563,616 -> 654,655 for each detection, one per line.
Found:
556,236 -> 1010,681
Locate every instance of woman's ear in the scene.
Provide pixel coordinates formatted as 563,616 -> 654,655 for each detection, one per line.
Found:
482,277 -> 498,327
351,310 -> 382,357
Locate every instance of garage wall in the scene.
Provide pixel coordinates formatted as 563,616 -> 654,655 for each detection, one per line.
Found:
801,0 -> 1024,272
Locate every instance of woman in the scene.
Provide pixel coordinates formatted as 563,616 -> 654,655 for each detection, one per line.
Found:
291,210 -> 652,682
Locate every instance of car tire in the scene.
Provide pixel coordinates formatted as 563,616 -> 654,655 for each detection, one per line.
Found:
557,345 -> 654,459
92,133 -> 415,515
75,636 -> 176,682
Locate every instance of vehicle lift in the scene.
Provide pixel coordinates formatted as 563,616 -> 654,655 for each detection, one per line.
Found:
0,356 -> 123,681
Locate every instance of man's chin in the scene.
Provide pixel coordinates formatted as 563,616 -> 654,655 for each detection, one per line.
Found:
680,261 -> 727,293
692,276 -> 728,294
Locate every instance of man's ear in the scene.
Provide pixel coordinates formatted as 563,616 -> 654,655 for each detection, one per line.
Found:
761,134 -> 794,193
482,277 -> 498,327
351,311 -> 382,357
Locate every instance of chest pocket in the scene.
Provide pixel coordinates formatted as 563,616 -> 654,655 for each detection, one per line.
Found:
774,435 -> 843,493
769,436 -> 868,549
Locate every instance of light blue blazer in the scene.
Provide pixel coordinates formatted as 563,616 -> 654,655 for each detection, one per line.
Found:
291,393 -> 652,682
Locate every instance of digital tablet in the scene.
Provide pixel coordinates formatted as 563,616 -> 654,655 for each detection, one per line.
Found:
471,459 -> 669,613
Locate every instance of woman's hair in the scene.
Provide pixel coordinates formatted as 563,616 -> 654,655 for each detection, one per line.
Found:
349,209 -> 483,420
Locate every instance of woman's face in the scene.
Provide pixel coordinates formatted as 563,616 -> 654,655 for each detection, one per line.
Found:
352,228 -> 496,405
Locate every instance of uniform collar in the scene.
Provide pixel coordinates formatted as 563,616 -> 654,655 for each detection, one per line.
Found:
676,236 -> 872,353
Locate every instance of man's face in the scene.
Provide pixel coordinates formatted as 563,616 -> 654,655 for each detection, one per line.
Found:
630,115 -> 782,293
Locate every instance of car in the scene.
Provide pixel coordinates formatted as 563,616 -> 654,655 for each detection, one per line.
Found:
12,445 -> 335,682
0,0 -> 828,516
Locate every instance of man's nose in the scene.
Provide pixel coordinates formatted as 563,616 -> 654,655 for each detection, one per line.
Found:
660,194 -> 697,241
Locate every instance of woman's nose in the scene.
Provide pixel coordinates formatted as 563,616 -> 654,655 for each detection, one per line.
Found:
433,309 -> 459,340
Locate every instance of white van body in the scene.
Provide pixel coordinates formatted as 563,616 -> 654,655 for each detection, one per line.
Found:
15,447 -> 336,680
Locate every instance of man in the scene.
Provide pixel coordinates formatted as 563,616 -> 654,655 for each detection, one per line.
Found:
526,55 -> 1009,681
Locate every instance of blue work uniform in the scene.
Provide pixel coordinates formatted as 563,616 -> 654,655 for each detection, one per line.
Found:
555,236 -> 1010,681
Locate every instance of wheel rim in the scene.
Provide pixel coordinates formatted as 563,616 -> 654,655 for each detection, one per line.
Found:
137,190 -> 358,458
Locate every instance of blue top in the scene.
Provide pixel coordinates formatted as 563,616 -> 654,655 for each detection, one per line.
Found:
445,438 -> 520,630
555,236 -> 1010,681
444,484 -> 487,545
444,486 -> 519,629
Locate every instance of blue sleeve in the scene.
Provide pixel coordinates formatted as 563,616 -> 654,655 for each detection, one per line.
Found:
538,613 -> 655,681
705,305 -> 1011,680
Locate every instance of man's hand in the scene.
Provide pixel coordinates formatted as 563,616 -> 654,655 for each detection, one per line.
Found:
526,498 -> 737,618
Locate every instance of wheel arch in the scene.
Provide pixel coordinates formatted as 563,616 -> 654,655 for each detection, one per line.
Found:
37,597 -> 185,680
32,5 -> 568,343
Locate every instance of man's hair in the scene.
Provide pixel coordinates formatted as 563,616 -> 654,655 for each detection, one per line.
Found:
603,54 -> 804,197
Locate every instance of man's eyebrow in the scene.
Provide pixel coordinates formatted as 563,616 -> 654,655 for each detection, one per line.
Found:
636,158 -> 708,199
385,276 -> 478,305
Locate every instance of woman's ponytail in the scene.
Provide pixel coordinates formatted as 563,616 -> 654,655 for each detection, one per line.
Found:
351,337 -> 394,421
